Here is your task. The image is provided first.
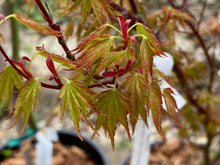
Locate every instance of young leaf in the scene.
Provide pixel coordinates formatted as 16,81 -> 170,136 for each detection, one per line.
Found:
163,88 -> 180,125
13,13 -> 61,36
36,46 -> 76,68
136,23 -> 164,56
59,80 -> 96,139
0,65 -> 23,108
102,47 -> 136,69
73,34 -> 114,70
120,72 -> 149,133
95,89 -> 132,149
8,78 -> 41,133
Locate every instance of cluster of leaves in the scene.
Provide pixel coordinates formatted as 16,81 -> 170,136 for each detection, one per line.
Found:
147,5 -> 194,45
0,1 -> 180,148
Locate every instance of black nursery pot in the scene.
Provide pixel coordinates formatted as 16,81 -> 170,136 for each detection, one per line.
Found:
57,130 -> 109,165
0,130 -> 109,165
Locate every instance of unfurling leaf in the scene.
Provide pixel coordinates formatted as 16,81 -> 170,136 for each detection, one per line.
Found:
7,78 -> 41,133
95,89 -> 132,149
163,88 -> 180,125
13,13 -> 61,36
59,80 -> 97,140
46,55 -> 62,85
0,65 -> 23,108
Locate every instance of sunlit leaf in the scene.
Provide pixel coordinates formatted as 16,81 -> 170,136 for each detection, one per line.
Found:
0,65 -> 23,108
95,89 -> 132,149
13,13 -> 61,36
59,80 -> 97,139
8,78 -> 41,133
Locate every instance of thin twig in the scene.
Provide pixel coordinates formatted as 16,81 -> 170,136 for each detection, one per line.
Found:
167,0 -> 215,92
197,0 -> 208,29
107,0 -> 145,24
34,0 -> 74,60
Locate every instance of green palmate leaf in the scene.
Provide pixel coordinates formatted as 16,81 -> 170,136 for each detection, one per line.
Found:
95,89 -> 132,149
149,80 -> 165,138
0,65 -> 23,108
136,24 -> 164,56
8,78 -> 41,133
13,13 -> 61,36
73,34 -> 114,70
59,80 -> 96,139
163,88 -> 180,125
120,72 -> 150,133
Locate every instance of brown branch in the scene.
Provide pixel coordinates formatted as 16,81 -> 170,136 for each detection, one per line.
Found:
129,0 -> 138,14
197,0 -> 208,29
167,0 -> 215,92
173,61 -> 206,114
107,0 -> 144,24
34,0 -> 74,60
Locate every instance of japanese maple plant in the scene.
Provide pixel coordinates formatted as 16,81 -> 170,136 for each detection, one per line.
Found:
0,2 -> 219,163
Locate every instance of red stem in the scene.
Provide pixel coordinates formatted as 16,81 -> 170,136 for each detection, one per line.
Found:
34,0 -> 74,60
0,44 -> 62,90
0,44 -> 29,79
